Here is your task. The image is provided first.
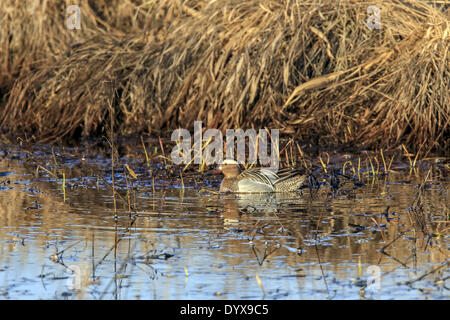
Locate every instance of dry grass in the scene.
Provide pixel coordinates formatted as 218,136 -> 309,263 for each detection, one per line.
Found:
0,0 -> 448,154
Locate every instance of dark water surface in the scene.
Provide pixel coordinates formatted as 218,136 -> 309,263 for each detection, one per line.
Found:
0,146 -> 448,299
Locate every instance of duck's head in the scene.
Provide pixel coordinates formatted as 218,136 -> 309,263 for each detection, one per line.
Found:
218,159 -> 241,178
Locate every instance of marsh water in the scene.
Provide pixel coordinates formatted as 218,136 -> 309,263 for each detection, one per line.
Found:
0,144 -> 448,300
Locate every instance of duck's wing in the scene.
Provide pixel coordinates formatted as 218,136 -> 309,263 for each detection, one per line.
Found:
236,167 -> 307,192
241,167 -> 304,181
240,167 -> 278,183
275,168 -> 305,182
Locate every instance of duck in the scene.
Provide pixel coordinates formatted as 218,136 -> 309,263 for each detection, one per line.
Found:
218,159 -> 307,193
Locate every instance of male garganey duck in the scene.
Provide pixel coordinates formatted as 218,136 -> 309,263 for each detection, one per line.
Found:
218,159 -> 306,193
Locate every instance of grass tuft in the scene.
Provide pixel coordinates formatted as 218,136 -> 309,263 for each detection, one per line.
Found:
0,1 -> 448,154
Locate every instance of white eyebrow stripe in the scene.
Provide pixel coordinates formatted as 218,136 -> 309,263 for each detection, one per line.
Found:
222,159 -> 239,165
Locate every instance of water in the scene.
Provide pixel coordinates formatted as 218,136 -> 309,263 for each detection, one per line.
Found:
0,145 -> 448,299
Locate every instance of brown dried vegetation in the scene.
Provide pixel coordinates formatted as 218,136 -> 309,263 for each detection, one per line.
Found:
0,1 -> 448,153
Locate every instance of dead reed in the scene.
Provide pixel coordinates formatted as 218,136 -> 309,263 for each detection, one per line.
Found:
0,1 -> 448,154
